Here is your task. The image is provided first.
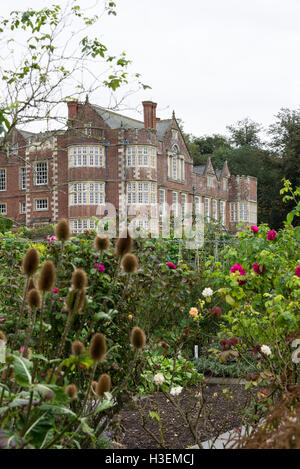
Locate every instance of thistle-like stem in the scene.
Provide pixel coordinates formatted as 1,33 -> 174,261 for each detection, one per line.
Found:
79,362 -> 96,418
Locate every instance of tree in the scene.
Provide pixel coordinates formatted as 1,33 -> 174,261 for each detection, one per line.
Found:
0,1 -> 148,151
227,118 -> 262,147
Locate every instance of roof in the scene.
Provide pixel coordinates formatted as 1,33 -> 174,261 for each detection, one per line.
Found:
215,169 -> 222,180
193,165 -> 206,175
92,105 -> 144,130
156,120 -> 172,140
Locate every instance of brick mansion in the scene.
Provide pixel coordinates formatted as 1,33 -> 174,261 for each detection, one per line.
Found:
0,100 -> 257,234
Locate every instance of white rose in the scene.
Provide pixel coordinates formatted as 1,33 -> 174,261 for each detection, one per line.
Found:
153,373 -> 165,386
261,345 -> 271,356
170,386 -> 183,396
202,287 -> 213,298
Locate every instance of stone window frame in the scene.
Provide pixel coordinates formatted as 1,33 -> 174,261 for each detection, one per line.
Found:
68,145 -> 105,168
167,145 -> 185,182
34,198 -> 49,211
69,181 -> 105,206
204,197 -> 210,219
230,202 -> 238,222
0,202 -> 7,215
70,218 -> 95,234
0,169 -> 7,191
20,201 -> 26,214
212,199 -> 218,220
125,145 -> 156,169
220,201 -> 226,225
207,175 -> 215,188
126,181 -> 157,205
34,161 -> 48,186
19,167 -> 27,190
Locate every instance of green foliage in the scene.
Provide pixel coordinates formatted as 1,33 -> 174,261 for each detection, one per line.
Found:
0,215 -> 13,233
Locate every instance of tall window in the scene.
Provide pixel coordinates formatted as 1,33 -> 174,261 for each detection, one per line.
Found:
20,168 -> 26,190
230,203 -> 238,222
34,162 -> 48,185
172,191 -> 179,216
195,196 -> 201,215
207,175 -> 214,188
0,169 -> 6,191
126,182 -> 157,204
181,193 -> 187,217
239,202 -> 248,222
204,198 -> 210,220
20,201 -> 26,214
168,145 -> 184,181
159,189 -> 166,215
69,182 -> 105,205
69,146 -> 104,168
220,201 -> 225,224
212,199 -> 217,220
223,179 -> 227,191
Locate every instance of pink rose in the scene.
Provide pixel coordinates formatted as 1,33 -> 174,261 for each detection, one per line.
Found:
166,262 -> 177,270
251,225 -> 259,233
295,266 -> 300,277
267,230 -> 277,241
98,264 -> 105,272
230,263 -> 246,276
52,288 -> 59,294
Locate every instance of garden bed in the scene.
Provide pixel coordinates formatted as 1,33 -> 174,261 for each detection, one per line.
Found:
117,384 -> 251,449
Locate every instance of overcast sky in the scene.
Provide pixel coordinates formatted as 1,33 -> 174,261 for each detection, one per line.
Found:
1,0 -> 300,137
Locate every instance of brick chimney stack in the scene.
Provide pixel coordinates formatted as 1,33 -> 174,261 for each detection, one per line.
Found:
67,101 -> 79,121
142,101 -> 157,130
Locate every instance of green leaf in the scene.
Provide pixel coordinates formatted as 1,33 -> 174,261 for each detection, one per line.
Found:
13,356 -> 32,387
149,411 -> 160,422
39,404 -> 76,416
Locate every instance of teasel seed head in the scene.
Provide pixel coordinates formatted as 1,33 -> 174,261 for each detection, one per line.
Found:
130,327 -> 146,350
55,219 -> 71,242
71,269 -> 87,291
94,235 -> 110,252
38,261 -> 56,292
65,384 -> 78,399
66,288 -> 86,315
71,340 -> 85,356
90,332 -> 106,362
0,331 -> 6,342
27,288 -> 41,309
28,277 -> 37,291
22,248 -> 39,277
121,253 -> 139,274
115,229 -> 133,257
96,373 -> 111,398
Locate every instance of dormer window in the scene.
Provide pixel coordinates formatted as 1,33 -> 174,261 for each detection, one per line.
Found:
223,179 -> 227,190
207,175 -> 214,188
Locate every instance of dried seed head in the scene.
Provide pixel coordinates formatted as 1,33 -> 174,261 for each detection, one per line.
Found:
65,384 -> 78,399
130,327 -> 146,350
22,248 -> 39,277
72,269 -> 87,291
66,289 -> 86,314
71,340 -> 85,356
28,277 -> 37,291
0,331 -> 6,342
27,288 -> 41,309
121,253 -> 139,274
115,229 -> 133,257
38,261 -> 56,292
96,374 -> 111,398
94,235 -> 110,252
90,333 -> 106,362
55,219 -> 71,242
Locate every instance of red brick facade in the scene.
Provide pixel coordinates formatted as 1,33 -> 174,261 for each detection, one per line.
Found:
0,100 -> 257,234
